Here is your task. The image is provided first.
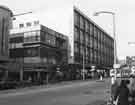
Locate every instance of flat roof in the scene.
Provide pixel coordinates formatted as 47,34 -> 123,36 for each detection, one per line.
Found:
74,6 -> 114,40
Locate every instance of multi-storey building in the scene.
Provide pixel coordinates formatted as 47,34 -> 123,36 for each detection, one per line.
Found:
0,6 -> 13,81
9,6 -> 114,81
74,8 -> 114,69
9,22 -> 68,81
25,6 -> 114,70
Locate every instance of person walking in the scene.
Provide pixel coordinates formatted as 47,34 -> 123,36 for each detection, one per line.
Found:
114,80 -> 130,105
129,75 -> 135,105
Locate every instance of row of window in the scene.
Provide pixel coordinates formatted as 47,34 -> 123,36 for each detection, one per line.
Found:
41,31 -> 67,49
19,21 -> 39,28
74,53 -> 113,66
10,30 -> 67,49
74,11 -> 114,48
74,27 -> 114,49
74,43 -> 113,59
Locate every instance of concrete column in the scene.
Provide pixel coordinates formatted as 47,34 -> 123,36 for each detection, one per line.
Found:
37,71 -> 40,81
6,70 -> 8,80
46,72 -> 49,84
20,69 -> 23,81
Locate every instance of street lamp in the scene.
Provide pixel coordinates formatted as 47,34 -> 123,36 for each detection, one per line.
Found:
93,11 -> 117,80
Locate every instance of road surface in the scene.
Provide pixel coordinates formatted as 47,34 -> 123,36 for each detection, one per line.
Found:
0,79 -> 111,105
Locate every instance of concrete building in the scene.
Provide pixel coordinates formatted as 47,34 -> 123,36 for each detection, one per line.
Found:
0,5 -> 13,81
9,22 -> 68,82
0,6 -> 13,62
10,6 -> 114,80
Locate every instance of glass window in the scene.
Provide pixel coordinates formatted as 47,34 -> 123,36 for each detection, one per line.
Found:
90,23 -> 93,35
19,24 -> 24,28
80,16 -> 84,29
74,12 -> 79,26
80,30 -> 84,44
85,33 -> 89,46
74,27 -> 79,41
24,48 -> 38,57
34,21 -> 39,25
90,36 -> 93,48
80,45 -> 83,55
74,43 -> 79,53
26,22 -> 32,27
85,20 -> 89,32
94,27 -> 98,38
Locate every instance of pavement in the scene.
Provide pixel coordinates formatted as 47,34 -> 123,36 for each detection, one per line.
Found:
0,78 -> 111,105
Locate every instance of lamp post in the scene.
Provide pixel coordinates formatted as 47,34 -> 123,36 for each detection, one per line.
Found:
83,49 -> 85,80
94,11 -> 117,80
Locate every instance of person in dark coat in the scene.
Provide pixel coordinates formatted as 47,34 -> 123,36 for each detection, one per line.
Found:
114,80 -> 130,105
129,75 -> 135,105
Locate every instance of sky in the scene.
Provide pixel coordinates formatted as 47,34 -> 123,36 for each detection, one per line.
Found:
1,0 -> 135,60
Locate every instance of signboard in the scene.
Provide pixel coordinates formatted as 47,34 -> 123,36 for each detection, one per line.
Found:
113,64 -> 120,69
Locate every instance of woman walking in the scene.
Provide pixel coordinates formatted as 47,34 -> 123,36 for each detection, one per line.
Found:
114,80 -> 130,105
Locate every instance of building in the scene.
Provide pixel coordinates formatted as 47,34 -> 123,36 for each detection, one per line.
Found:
73,7 -> 114,70
10,5 -> 114,80
0,5 -> 13,81
9,22 -> 68,82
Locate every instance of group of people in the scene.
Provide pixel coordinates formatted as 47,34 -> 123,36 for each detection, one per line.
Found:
111,75 -> 135,105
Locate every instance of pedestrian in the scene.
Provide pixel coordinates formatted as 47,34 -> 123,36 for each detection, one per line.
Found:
111,78 -> 119,103
129,75 -> 135,105
114,80 -> 130,105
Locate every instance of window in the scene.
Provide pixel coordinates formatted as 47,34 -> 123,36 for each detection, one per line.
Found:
85,20 -> 89,32
19,24 -> 24,28
80,45 -> 83,55
80,16 -> 84,29
10,36 -> 23,43
24,31 -> 40,42
34,21 -> 39,25
74,27 -> 79,41
74,12 -> 79,26
80,30 -> 84,44
94,27 -> 97,38
90,36 -> 93,48
74,43 -> 79,53
85,33 -> 89,46
26,22 -> 32,27
24,48 -> 38,57
90,23 -> 93,35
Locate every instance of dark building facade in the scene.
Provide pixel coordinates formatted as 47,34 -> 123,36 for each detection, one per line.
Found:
9,23 -> 68,81
0,6 -> 13,82
73,8 -> 114,69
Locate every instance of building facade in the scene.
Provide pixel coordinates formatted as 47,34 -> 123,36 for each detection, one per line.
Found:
9,22 -> 68,81
9,6 -> 114,81
73,8 -> 114,69
0,6 -> 13,82
0,6 -> 13,62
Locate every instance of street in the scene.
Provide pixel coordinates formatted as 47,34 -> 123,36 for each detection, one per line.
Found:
0,78 -> 111,105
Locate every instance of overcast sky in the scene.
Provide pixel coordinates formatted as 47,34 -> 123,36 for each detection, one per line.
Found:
1,0 -> 135,60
